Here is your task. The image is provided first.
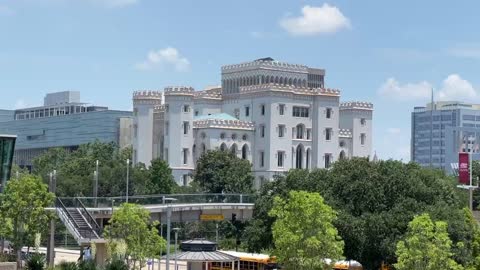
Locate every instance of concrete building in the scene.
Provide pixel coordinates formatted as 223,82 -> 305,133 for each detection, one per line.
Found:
133,58 -> 374,186
411,101 -> 480,173
0,91 -> 133,169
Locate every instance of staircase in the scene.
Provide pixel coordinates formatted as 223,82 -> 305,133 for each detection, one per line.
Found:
56,198 -> 102,244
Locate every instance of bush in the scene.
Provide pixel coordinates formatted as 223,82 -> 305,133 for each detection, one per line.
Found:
77,260 -> 96,270
25,253 -> 46,270
57,261 -> 78,270
0,253 -> 16,263
105,259 -> 128,270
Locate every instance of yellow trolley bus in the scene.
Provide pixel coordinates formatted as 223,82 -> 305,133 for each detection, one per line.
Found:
210,251 -> 279,270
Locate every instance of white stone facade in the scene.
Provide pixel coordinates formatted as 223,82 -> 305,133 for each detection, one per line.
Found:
132,58 -> 373,187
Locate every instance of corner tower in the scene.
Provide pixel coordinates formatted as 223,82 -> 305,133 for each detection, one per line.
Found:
132,90 -> 163,165
339,102 -> 373,158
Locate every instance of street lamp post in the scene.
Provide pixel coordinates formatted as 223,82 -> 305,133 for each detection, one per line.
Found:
126,159 -> 130,203
173,228 -> 180,270
94,160 -> 99,207
164,198 -> 177,270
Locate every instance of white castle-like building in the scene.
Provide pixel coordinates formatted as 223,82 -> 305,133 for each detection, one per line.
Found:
132,58 -> 373,187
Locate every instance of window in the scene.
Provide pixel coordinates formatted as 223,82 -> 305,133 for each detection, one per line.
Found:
260,151 -> 265,167
201,132 -> 206,139
245,106 -> 250,117
165,121 -> 169,135
278,125 -> 285,137
220,133 -> 226,139
165,105 -> 169,112
277,151 -> 284,167
195,110 -> 199,116
325,128 -> 332,141
183,148 -> 188,165
232,133 -> 237,140
306,129 -> 311,140
260,125 -> 265,138
339,140 -> 345,147
242,134 -> 248,140
293,106 -> 309,118
183,175 -> 188,186
183,121 -> 189,135
325,154 -> 331,168
242,144 -> 248,159
279,104 -> 285,115
296,124 -> 304,139
261,104 -> 265,115
361,133 -> 366,145
326,108 -> 332,119
234,108 -> 240,119
361,118 -> 366,125
183,105 -> 190,112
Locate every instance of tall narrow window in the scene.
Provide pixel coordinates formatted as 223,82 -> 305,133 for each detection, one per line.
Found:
277,151 -> 284,167
260,151 -> 265,167
325,128 -> 332,141
260,125 -> 265,138
361,133 -> 366,145
306,129 -> 311,140
195,110 -> 199,116
165,121 -> 169,136
296,124 -> 304,139
183,175 -> 188,186
325,153 -> 331,168
183,148 -> 188,165
183,121 -> 189,135
183,105 -> 189,112
326,108 -> 332,119
245,106 -> 250,117
306,149 -> 311,169
279,104 -> 285,115
261,104 -> 265,115
361,118 -> 366,125
278,125 -> 285,137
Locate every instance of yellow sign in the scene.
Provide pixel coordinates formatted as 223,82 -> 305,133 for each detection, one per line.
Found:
200,214 -> 224,221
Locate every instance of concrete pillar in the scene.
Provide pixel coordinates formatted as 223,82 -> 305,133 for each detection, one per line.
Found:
95,242 -> 108,267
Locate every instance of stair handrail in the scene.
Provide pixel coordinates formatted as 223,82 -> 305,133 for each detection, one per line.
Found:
75,198 -> 102,236
56,198 -> 81,230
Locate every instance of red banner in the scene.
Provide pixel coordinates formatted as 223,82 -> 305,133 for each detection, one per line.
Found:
459,152 -> 470,185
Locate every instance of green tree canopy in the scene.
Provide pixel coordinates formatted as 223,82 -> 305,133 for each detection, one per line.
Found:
148,159 -> 177,194
395,213 -> 463,270
193,150 -> 253,193
244,158 -> 471,269
270,191 -> 344,270
0,174 -> 54,266
104,203 -> 166,267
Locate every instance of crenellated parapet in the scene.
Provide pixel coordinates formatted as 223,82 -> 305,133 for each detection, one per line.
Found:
154,105 -> 166,112
133,90 -> 163,105
194,119 -> 255,131
340,101 -> 374,110
164,86 -> 195,96
222,59 -> 309,74
239,83 -> 340,96
338,129 -> 353,138
194,87 -> 222,100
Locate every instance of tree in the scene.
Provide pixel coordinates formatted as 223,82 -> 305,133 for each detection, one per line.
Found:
193,150 -> 253,193
395,213 -> 463,270
269,191 -> 344,270
148,159 -> 177,194
104,203 -> 166,268
0,174 -> 54,267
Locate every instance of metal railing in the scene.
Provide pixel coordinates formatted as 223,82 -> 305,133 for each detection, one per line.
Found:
75,198 -> 102,238
58,193 -> 254,208
56,198 -> 101,240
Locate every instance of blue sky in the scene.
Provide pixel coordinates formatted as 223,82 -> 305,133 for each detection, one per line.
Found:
1,0 -> 480,161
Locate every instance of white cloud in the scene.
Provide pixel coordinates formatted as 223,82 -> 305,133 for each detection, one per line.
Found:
89,0 -> 138,8
0,5 -> 15,16
378,78 -> 432,101
387,128 -> 401,135
436,74 -> 477,101
280,4 -> 350,36
135,47 -> 190,72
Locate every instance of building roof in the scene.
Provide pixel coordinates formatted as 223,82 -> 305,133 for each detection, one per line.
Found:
162,251 -> 238,262
194,113 -> 238,121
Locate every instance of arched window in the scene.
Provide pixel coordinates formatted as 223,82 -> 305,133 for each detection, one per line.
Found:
288,78 -> 293,85
296,124 -> 305,139
302,79 -> 307,87
296,144 -> 304,169
193,144 -> 196,158
270,76 -> 274,83
231,133 -> 237,140
275,76 -> 279,84
231,144 -> 238,156
339,150 -> 346,160
306,148 -> 311,169
242,144 -> 249,160
279,77 -> 284,85
220,143 -> 227,151
293,78 -> 297,86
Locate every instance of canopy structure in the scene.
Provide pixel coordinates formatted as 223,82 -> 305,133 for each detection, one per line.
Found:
165,251 -> 238,262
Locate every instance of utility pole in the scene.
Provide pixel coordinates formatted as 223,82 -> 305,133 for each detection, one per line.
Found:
47,170 -> 57,267
94,160 -> 99,207
126,159 -> 130,203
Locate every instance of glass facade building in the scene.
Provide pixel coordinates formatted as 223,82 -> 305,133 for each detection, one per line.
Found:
0,135 -> 16,192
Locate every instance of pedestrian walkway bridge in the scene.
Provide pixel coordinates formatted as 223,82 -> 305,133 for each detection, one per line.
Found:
54,194 -> 255,245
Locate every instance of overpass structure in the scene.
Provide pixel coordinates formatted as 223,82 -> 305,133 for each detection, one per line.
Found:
54,194 -> 255,245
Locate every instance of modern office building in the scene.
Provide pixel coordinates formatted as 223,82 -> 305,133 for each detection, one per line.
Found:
133,58 -> 374,186
411,101 -> 480,173
0,91 -> 133,169
0,135 -> 16,191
